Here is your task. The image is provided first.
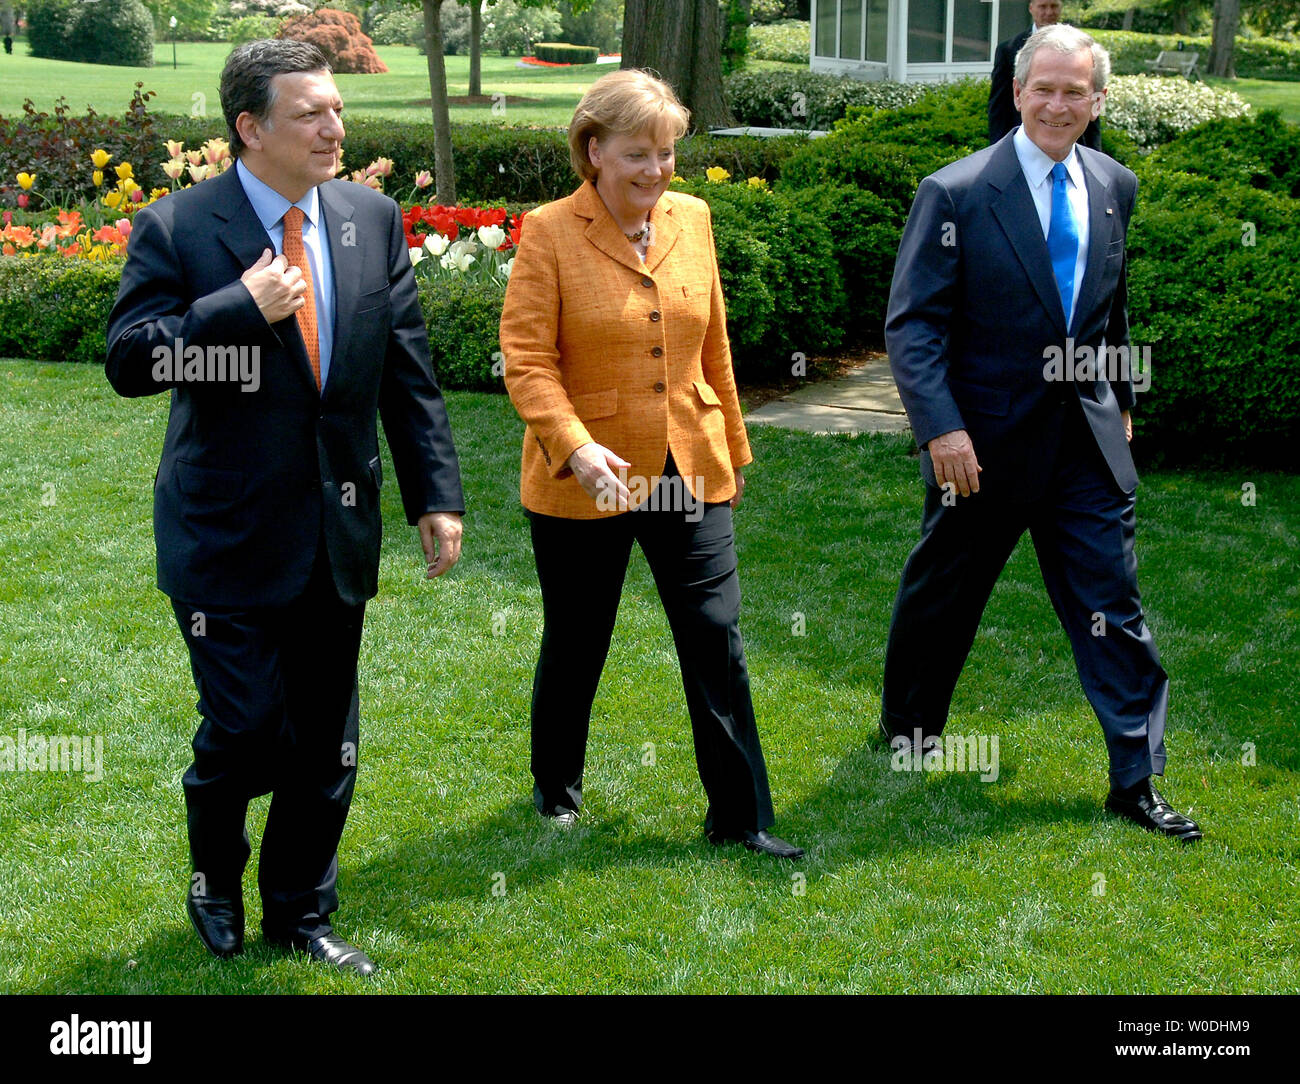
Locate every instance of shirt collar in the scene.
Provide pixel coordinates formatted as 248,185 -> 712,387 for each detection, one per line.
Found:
1013,124 -> 1084,191
235,158 -> 320,232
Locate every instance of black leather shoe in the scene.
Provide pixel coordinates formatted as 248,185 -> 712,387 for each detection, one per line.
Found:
1105,780 -> 1202,842
267,930 -> 377,976
709,828 -> 805,859
187,889 -> 244,959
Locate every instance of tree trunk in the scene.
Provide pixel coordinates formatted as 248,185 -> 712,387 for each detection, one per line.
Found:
1208,0 -> 1240,78
622,0 -> 734,131
1171,3 -> 1190,35
469,1 -> 483,98
1121,8 -> 1135,31
422,0 -> 457,204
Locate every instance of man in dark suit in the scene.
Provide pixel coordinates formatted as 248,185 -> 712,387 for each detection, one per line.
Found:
106,40 -> 465,972
881,25 -> 1201,841
989,0 -> 1101,151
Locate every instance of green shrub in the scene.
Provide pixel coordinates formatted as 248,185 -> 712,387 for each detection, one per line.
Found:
486,1 -> 564,56
0,257 -> 122,365
777,80 -> 987,215
369,8 -> 423,46
1091,29 -> 1300,81
1143,111 -> 1300,198
674,178 -> 848,375
419,276 -> 504,391
532,42 -> 599,64
1064,0 -> 1210,36
1125,170 -> 1300,462
68,0 -> 156,68
725,68 -> 932,130
25,0 -> 77,61
555,0 -> 622,54
230,14 -> 283,46
747,19 -> 810,64
1103,74 -> 1252,149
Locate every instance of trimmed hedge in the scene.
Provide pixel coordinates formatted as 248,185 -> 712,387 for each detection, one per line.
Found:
420,276 -> 505,392
68,0 -> 155,68
747,19 -> 809,64
1142,111 -> 1300,199
533,43 -> 599,64
1091,29 -> 1300,81
725,69 -> 933,130
0,257 -> 122,365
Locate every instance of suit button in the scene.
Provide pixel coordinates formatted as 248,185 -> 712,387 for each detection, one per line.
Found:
651,346 -> 663,357
641,277 -> 653,288
649,310 -> 661,322
654,381 -> 666,393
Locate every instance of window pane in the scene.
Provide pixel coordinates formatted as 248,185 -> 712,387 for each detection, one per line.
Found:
815,0 -> 838,58
867,0 -> 888,62
908,0 -> 947,63
841,0 -> 863,59
953,0 -> 992,61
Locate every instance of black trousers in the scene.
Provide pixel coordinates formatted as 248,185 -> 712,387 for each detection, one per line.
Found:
527,466 -> 776,835
171,543 -> 364,939
881,405 -> 1168,789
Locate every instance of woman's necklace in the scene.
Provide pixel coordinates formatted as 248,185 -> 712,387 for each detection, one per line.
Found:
624,222 -> 651,244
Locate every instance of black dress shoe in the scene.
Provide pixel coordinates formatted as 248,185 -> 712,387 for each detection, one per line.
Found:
708,828 -> 805,859
1105,780 -> 1202,842
187,890 -> 244,959
267,930 -> 377,976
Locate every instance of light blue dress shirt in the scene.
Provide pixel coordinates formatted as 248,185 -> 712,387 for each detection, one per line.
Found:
235,158 -> 336,390
1012,126 -> 1090,331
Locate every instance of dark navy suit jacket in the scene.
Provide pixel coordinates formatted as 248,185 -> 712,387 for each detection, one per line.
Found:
885,133 -> 1139,500
106,163 -> 463,608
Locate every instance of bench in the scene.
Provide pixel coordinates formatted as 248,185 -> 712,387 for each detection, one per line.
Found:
1145,50 -> 1200,79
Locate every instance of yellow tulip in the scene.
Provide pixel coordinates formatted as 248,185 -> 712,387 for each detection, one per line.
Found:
91,148 -> 111,169
115,162 -> 134,181
93,170 -> 105,187
16,172 -> 36,190
705,166 -> 731,184
103,191 -> 124,210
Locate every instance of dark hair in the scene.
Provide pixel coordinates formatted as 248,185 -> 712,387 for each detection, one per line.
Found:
220,39 -> 332,157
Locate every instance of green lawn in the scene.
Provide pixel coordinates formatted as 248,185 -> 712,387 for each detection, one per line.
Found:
1204,76 -> 1300,123
0,42 -> 601,127
1,360 -> 1296,994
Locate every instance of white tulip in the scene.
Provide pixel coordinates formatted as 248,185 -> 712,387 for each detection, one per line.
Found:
477,224 -> 507,250
425,232 -> 451,257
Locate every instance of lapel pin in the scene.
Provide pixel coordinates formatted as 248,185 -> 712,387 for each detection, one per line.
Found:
1106,207 -> 1114,215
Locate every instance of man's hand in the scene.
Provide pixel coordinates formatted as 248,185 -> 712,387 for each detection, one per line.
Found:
418,511 -> 463,579
568,442 -> 631,508
240,247 -> 308,324
1122,409 -> 1133,443
730,466 -> 745,509
929,428 -> 982,497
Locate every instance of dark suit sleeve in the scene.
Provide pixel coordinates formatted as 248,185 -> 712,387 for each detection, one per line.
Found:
885,176 -> 967,448
105,202 -> 269,398
376,198 -> 465,522
988,39 -> 1018,145
1106,174 -> 1139,413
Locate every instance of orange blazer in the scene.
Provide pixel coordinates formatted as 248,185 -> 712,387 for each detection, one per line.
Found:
500,181 -> 752,519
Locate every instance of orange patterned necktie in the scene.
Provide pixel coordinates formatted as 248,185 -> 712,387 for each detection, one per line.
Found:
281,206 -> 320,390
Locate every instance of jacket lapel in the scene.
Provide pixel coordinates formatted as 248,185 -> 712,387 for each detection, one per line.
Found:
573,181 -> 660,276
988,136 -> 1070,338
319,181 -> 357,395
643,195 -> 683,273
1073,152 -> 1115,336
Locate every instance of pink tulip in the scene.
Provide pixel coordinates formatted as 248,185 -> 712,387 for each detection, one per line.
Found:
188,164 -> 210,184
415,171 -> 433,189
164,139 -> 184,159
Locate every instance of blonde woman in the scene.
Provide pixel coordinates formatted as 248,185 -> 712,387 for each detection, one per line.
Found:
500,70 -> 802,859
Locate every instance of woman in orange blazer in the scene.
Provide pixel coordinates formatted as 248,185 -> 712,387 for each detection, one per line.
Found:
500,70 -> 802,859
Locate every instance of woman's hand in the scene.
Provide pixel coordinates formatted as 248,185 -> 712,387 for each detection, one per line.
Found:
730,467 -> 745,509
568,442 -> 632,509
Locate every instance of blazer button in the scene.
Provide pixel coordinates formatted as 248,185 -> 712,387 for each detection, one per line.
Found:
649,310 -> 661,322
651,346 -> 663,357
654,381 -> 666,393
641,277 -> 653,288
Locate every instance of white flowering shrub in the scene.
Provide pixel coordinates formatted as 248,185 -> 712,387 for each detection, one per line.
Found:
1102,75 -> 1252,149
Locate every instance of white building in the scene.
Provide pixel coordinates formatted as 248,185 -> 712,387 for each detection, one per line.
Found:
810,0 -> 1030,82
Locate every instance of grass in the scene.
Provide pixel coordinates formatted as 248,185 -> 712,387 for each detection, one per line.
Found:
0,42 -> 605,128
0,359 -> 1297,994
1204,76 -> 1300,123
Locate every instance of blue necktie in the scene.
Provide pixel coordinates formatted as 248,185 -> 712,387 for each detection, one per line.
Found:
1047,161 -> 1079,328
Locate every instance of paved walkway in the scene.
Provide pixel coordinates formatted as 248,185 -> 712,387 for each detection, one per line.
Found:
745,355 -> 911,435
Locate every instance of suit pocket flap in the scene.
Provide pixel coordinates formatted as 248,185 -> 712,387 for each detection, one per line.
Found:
949,378 -> 1010,418
693,380 -> 722,407
571,388 -> 618,421
176,461 -> 244,500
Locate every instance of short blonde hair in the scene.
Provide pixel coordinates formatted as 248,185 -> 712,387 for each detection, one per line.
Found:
568,69 -> 691,183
